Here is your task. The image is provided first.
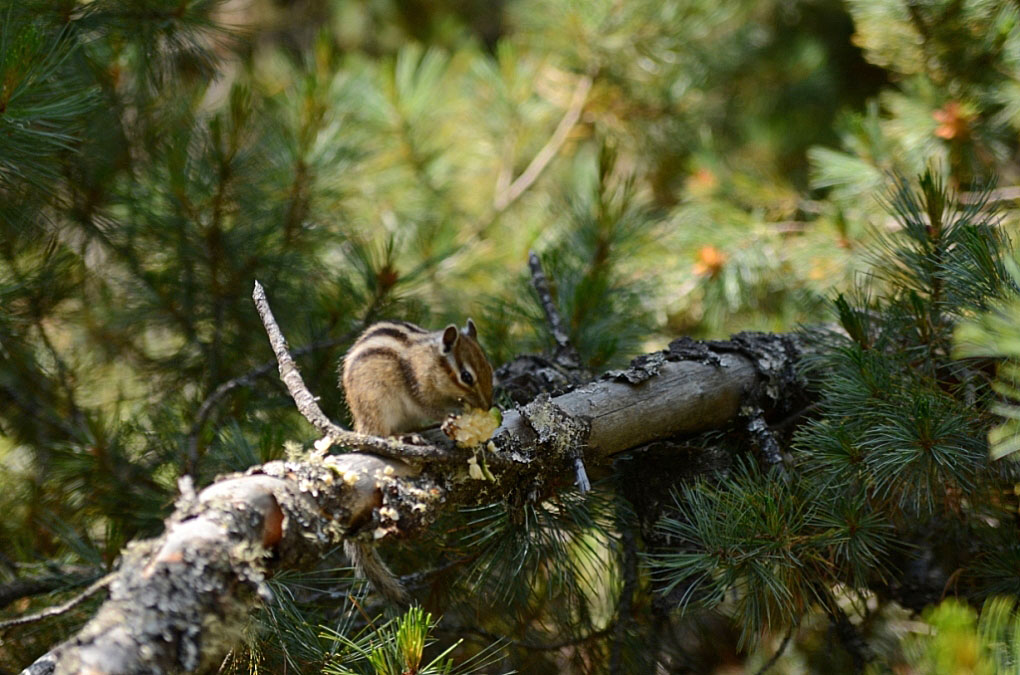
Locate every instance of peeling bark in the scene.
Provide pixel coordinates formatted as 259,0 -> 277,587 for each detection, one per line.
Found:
19,327 -> 805,674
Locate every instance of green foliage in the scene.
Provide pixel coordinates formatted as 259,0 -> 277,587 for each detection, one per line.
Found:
480,146 -> 659,368
227,562 -> 502,674
798,170 -> 1010,517
647,172 -> 1017,660
0,7 -> 96,192
321,606 -> 505,675
956,250 -> 1020,460
897,597 -> 1020,675
4,0 -> 1020,672
456,486 -> 618,629
651,461 -> 893,646
812,0 -> 1020,217
247,563 -> 361,672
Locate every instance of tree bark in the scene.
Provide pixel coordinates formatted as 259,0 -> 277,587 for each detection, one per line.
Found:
19,324 -> 804,674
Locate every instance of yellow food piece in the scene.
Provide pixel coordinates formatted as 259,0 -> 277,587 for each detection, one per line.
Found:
443,407 -> 501,447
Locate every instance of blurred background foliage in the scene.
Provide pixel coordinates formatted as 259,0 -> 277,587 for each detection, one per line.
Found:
4,0 -> 1020,672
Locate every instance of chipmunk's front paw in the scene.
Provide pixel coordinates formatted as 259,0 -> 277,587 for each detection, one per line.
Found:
399,433 -> 428,445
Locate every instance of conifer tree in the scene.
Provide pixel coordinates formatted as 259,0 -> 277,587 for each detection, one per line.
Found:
3,1 -> 1020,673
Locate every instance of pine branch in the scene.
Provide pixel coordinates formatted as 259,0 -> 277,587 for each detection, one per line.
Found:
20,288 -> 800,672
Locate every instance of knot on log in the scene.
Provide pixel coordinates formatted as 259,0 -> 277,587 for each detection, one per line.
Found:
519,394 -> 592,491
365,471 -> 445,542
520,395 -> 591,455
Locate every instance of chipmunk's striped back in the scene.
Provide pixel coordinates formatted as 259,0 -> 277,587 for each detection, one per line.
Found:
341,319 -> 494,436
340,319 -> 494,605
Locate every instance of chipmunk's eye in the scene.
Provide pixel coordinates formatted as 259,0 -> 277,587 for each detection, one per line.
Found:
460,369 -> 474,386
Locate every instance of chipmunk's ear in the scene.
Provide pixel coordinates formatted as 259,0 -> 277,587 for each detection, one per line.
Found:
442,325 -> 459,352
464,318 -> 477,340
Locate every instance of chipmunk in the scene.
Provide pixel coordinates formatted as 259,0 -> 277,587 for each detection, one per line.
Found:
340,319 -> 494,604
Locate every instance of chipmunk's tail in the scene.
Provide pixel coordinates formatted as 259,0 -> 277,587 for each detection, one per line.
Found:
344,539 -> 410,606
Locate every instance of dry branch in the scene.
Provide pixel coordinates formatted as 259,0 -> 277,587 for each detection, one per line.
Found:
528,251 -> 582,371
0,570 -> 101,612
252,281 -> 457,464
18,286 -> 803,674
492,73 -> 593,212
184,333 -> 357,476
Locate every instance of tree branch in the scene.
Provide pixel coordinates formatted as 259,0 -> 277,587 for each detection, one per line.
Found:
528,251 -> 582,370
492,74 -> 593,212
184,333 -> 357,476
18,285 -> 805,673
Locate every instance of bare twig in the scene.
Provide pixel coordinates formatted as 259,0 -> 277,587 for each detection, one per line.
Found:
251,281 -> 458,463
527,252 -> 589,488
754,622 -> 795,675
743,405 -> 786,471
528,251 -> 582,370
493,74 -> 593,212
0,569 -> 100,611
960,185 -> 1020,204
572,456 -> 591,493
216,650 -> 234,673
0,573 -> 115,631
184,334 -> 357,476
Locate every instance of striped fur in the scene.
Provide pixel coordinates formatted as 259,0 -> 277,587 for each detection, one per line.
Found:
341,320 -> 494,436
340,319 -> 494,606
